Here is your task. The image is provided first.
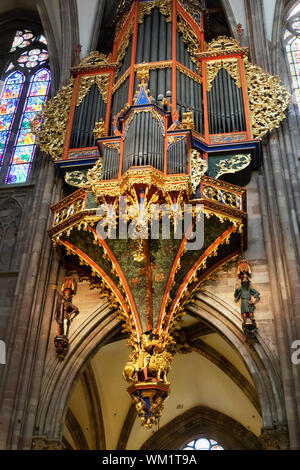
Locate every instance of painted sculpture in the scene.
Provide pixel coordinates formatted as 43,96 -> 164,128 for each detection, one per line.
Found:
234,259 -> 260,342
54,278 -> 79,358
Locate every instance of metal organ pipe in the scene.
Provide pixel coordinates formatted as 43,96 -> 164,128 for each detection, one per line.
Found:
70,84 -> 106,149
208,69 -> 246,134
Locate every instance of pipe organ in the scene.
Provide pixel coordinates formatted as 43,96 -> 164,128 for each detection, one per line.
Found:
33,0 -> 290,428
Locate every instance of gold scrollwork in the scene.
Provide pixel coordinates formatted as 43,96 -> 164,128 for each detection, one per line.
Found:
203,186 -> 242,210
93,119 -> 106,139
244,58 -> 290,139
116,21 -> 134,66
176,13 -> 200,61
72,51 -> 112,73
138,0 -> 172,23
31,77 -> 75,161
64,171 -> 89,188
77,74 -> 110,105
190,150 -> 208,193
215,154 -> 251,179
182,110 -> 195,130
206,36 -> 242,52
136,63 -> 150,82
87,157 -> 103,184
112,68 -> 131,94
206,59 -> 241,91
53,197 -> 85,226
176,63 -> 202,83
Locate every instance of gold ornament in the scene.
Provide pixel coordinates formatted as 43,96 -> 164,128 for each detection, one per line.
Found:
136,63 -> 150,82
31,77 -> 75,161
138,0 -> 172,24
244,58 -> 290,138
215,154 -> 251,179
77,74 -> 110,105
206,59 -> 241,91
93,119 -> 106,139
87,158 -> 104,184
176,13 -> 200,61
64,171 -> 88,188
190,150 -> 208,193
182,110 -> 195,130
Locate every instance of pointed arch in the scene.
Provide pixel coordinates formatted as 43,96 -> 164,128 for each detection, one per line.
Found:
6,67 -> 51,183
0,71 -> 25,172
33,289 -> 286,446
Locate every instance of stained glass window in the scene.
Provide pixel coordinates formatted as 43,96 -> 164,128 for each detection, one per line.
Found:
0,72 -> 24,172
183,438 -> 224,450
6,69 -> 50,184
285,3 -> 300,110
0,29 -> 50,184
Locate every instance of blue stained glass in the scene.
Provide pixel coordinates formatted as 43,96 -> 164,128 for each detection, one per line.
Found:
34,69 -> 50,82
6,71 -> 24,84
183,438 -> 224,451
25,95 -> 46,112
0,98 -> 18,115
20,112 -> 37,129
0,115 -> 14,131
17,129 -> 35,146
6,163 -> 30,184
30,81 -> 49,97
2,83 -> 22,99
6,67 -> 51,184
0,131 -> 9,146
11,145 -> 35,164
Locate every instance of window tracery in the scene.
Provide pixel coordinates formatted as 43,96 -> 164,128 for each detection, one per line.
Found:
0,29 -> 50,184
183,437 -> 224,450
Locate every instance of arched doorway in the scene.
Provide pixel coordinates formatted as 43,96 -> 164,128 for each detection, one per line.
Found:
33,281 -> 286,450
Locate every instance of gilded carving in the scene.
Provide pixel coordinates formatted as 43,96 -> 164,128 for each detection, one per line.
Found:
176,63 -> 202,84
244,58 -> 290,138
87,158 -> 103,184
116,21 -> 134,66
112,68 -> 131,94
71,51 -> 112,74
65,171 -> 89,188
206,59 -> 241,91
31,77 -> 74,161
182,110 -> 195,130
215,154 -> 251,179
77,73 -> 110,105
93,119 -> 106,139
190,150 -> 208,193
176,13 -> 200,62
138,0 -> 172,24
136,63 -> 150,82
203,186 -> 242,210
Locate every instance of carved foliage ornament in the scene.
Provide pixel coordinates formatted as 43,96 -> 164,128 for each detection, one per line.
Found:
72,51 -> 111,72
176,13 -> 199,62
87,158 -> 103,184
190,149 -> 208,193
77,74 -> 110,105
116,21 -> 134,66
206,59 -> 241,91
244,59 -> 290,138
64,171 -> 88,188
205,36 -> 243,52
215,154 -> 251,179
138,0 -> 172,23
31,78 -> 75,161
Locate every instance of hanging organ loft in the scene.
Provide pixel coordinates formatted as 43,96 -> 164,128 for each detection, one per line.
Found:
32,0 -> 290,428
